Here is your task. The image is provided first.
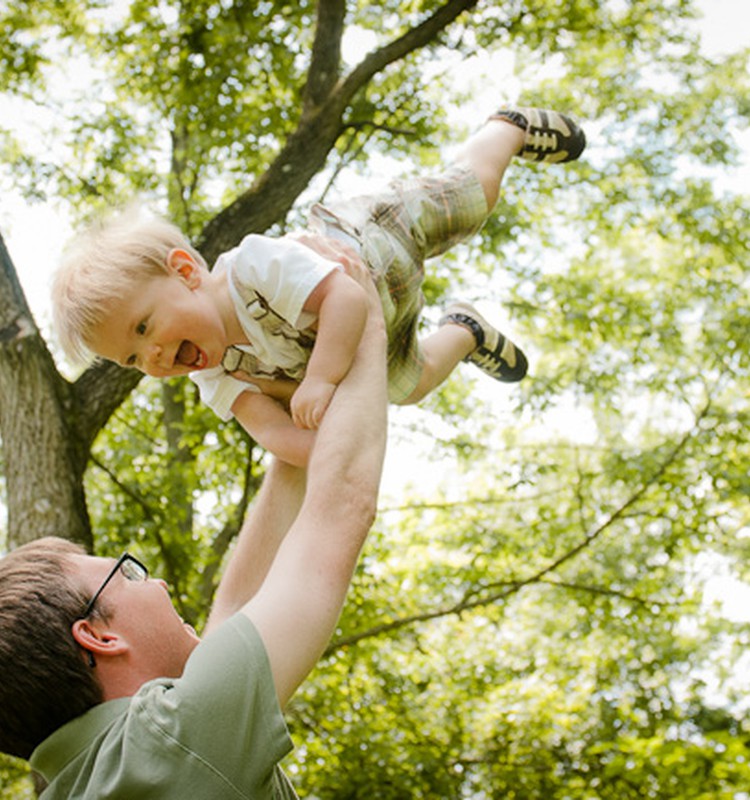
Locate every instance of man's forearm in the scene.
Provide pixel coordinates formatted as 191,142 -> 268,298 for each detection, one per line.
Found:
205,459 -> 306,634
306,295 -> 388,514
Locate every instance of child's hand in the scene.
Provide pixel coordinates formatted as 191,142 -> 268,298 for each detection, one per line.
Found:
290,376 -> 337,430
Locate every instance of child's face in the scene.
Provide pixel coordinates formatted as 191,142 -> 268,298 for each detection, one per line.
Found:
88,252 -> 229,377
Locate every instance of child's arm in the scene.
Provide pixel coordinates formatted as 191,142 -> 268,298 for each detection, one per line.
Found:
232,390 -> 315,468
290,268 -> 368,430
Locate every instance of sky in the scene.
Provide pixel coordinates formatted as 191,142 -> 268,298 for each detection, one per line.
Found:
1,1 -> 749,615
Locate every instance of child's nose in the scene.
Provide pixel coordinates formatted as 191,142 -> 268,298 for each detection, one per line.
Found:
145,343 -> 164,369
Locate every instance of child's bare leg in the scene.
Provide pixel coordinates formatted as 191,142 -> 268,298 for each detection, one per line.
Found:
453,107 -> 587,210
400,325 -> 476,404
452,121 -> 524,210
399,303 -> 529,405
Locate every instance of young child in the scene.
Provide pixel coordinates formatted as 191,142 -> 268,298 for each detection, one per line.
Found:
52,105 -> 586,467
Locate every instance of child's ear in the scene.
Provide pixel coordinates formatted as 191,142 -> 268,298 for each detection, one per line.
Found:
166,248 -> 202,288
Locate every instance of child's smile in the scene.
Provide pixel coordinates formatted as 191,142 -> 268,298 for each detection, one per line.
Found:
176,340 -> 208,370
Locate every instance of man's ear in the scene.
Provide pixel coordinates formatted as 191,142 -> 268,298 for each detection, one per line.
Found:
72,618 -> 129,660
166,248 -> 202,288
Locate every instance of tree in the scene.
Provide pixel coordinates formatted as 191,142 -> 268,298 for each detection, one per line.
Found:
1,0 -> 749,796
0,0 -> 486,551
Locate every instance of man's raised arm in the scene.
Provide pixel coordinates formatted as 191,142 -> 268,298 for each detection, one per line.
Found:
204,458 -> 307,634
239,272 -> 388,706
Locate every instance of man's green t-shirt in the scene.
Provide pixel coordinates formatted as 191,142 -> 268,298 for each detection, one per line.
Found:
30,614 -> 299,799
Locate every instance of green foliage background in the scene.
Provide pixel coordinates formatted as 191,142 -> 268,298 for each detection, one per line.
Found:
1,0 -> 748,796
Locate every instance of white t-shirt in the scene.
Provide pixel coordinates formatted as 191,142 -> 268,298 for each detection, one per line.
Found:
190,234 -> 339,422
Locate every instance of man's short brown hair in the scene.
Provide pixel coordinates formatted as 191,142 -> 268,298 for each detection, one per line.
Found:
0,537 -> 103,759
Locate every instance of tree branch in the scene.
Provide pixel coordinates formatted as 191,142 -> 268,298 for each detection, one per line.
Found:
89,452 -> 190,614
326,403 -> 711,653
73,360 -> 142,451
302,0 -> 346,110
197,0 -> 479,263
339,0 -> 479,101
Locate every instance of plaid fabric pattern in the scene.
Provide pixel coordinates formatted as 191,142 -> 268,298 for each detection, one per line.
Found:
308,167 -> 489,402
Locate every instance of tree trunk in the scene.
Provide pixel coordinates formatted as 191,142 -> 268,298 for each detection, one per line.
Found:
0,234 -> 91,549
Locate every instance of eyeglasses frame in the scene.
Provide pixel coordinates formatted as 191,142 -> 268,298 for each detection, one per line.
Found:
80,552 -> 149,619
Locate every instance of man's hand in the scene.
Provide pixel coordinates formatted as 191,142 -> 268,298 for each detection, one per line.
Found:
290,375 -> 336,430
289,231 -> 363,274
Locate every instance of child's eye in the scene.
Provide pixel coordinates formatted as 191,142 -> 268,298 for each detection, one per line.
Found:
126,354 -> 137,367
136,320 -> 147,335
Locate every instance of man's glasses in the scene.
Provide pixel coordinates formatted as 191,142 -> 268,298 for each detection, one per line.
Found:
81,553 -> 149,618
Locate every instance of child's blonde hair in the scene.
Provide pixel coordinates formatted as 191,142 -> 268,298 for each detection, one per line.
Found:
51,206 -> 206,365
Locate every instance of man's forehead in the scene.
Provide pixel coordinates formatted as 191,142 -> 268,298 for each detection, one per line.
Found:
67,553 -> 113,578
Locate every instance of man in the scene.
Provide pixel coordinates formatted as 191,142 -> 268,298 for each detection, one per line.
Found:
0,247 -> 388,798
